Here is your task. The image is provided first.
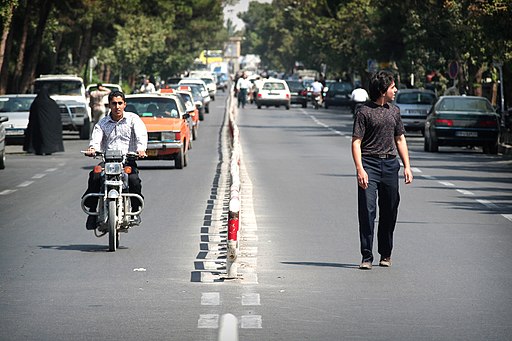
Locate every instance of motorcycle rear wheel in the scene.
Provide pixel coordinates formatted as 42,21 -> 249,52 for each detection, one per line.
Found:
108,200 -> 119,251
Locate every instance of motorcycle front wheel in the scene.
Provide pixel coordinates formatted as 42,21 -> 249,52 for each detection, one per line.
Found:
108,200 -> 119,251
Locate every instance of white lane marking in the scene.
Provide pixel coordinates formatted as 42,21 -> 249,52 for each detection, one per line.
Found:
17,181 -> 34,187
32,173 -> 47,179
412,167 -> 422,173
241,315 -> 262,329
456,189 -> 474,195
198,314 -> 219,328
438,181 -> 455,187
45,168 -> 57,172
421,174 -> 436,180
477,199 -> 499,209
502,214 -> 512,223
201,292 -> 220,306
0,189 -> 17,195
242,293 -> 260,306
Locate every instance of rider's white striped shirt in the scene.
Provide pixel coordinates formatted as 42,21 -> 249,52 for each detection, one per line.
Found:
89,111 -> 147,154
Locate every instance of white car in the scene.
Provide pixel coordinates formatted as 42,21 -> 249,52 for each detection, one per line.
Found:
178,78 -> 211,113
0,94 -> 36,144
255,78 -> 291,110
188,71 -> 217,100
33,74 -> 91,139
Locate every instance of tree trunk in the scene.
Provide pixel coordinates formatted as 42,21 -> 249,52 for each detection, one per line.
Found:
19,0 -> 52,94
0,1 -> 15,82
13,1 -> 32,94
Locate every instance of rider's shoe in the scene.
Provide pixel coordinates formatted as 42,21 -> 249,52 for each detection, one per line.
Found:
86,215 -> 98,230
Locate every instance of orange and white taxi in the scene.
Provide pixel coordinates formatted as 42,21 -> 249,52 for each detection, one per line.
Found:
125,94 -> 191,169
160,87 -> 199,140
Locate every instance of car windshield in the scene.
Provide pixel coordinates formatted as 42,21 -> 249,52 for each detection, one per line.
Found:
263,82 -> 285,90
34,80 -> 82,96
126,98 -> 180,118
0,97 -> 35,112
397,92 -> 435,105
439,97 -> 494,112
331,82 -> 352,92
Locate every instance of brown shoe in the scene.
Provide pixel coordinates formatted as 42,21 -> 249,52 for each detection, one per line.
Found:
379,257 -> 392,267
359,262 -> 372,270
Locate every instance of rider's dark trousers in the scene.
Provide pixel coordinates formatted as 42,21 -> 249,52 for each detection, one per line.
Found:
357,156 -> 400,263
82,163 -> 143,211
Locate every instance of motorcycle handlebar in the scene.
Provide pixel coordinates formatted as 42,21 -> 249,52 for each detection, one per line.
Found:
80,151 -> 140,159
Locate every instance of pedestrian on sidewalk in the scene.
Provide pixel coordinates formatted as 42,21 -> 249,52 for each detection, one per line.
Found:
351,70 -> 413,270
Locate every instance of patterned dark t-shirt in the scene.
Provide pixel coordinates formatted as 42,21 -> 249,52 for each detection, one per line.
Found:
352,101 -> 405,156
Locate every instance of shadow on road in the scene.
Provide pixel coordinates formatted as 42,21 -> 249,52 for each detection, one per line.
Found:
38,244 -> 126,252
281,261 -> 359,269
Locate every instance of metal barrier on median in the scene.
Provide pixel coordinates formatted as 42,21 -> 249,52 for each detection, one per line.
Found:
226,91 -> 241,279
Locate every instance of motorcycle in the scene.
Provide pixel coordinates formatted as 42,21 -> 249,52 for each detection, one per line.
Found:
81,150 -> 144,251
312,92 -> 322,109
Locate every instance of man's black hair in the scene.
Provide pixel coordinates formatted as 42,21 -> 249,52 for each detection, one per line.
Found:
368,70 -> 394,102
108,90 -> 126,103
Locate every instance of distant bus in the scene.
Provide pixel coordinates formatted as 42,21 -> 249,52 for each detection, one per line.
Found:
198,50 -> 223,65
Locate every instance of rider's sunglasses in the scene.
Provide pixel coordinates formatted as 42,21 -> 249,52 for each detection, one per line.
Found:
111,101 -> 124,105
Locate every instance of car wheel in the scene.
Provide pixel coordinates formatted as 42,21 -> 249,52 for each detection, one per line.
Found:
257,105 -> 261,109
205,105 -> 209,114
423,137 -> 429,152
286,104 -> 290,110
175,146 -> 185,169
324,103 -> 329,109
0,149 -> 5,169
199,109 -> 204,121
192,125 -> 198,140
302,103 -> 307,108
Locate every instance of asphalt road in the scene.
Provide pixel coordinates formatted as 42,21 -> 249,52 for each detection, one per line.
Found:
1,92 -> 511,340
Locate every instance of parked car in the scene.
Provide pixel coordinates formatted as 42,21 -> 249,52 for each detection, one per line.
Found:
125,94 -> 191,169
286,80 -> 308,108
255,78 -> 291,110
0,116 -> 7,169
178,78 -> 211,113
394,89 -> 436,135
323,81 -> 353,109
424,95 -> 501,154
0,94 -> 36,144
33,74 -> 91,139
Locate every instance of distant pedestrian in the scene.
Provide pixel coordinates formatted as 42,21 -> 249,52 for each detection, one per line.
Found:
351,70 -> 413,270
140,78 -> 156,93
23,87 -> 64,155
236,72 -> 251,108
89,83 -> 111,124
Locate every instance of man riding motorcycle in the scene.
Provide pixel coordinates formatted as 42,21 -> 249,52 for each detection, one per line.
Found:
82,90 -> 148,230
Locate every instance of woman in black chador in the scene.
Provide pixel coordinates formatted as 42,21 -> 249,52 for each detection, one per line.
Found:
24,87 -> 64,155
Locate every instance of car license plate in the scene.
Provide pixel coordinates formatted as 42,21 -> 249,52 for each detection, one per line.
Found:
407,110 -> 424,116
455,131 -> 478,137
147,149 -> 158,156
6,129 -> 24,135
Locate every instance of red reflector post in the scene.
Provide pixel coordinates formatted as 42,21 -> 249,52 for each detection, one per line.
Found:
93,165 -> 102,173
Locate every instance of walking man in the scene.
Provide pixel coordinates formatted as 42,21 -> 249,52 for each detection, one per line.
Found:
351,70 -> 413,270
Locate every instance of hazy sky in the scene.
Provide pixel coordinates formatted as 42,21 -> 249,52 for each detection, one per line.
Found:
223,0 -> 272,30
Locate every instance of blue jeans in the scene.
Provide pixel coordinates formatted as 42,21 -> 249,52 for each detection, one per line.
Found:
357,156 -> 400,262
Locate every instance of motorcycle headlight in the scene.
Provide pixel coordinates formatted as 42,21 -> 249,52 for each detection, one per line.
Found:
105,162 -> 123,175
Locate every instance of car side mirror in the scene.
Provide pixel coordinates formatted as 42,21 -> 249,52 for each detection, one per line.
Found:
0,116 -> 8,123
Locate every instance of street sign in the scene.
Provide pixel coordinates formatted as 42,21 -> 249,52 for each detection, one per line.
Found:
448,61 -> 458,79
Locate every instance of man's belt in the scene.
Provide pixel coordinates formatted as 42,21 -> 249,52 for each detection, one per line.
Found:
363,154 -> 396,159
